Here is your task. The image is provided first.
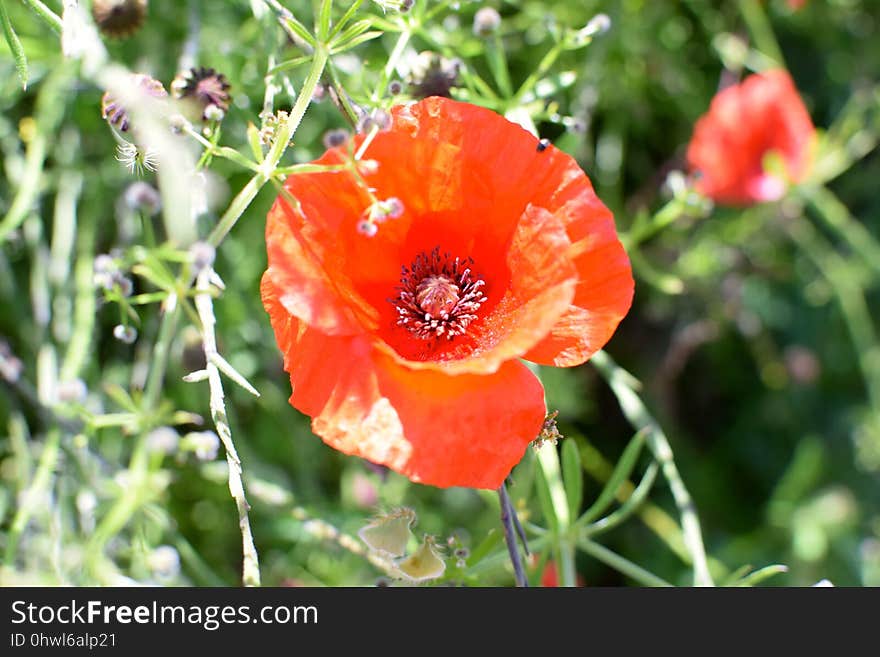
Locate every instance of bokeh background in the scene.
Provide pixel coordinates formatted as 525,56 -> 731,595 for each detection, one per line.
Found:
1,0 -> 878,586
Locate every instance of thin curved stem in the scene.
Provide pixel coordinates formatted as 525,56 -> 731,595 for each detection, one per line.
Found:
498,483 -> 529,587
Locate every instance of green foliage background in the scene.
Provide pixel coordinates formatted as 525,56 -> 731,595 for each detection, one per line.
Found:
1,0 -> 878,586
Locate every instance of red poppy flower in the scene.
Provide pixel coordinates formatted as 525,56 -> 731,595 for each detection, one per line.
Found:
686,69 -> 815,206
261,97 -> 633,489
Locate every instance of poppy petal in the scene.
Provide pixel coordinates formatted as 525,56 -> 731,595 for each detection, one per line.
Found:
264,265 -> 545,489
517,146 -> 634,367
687,69 -> 815,206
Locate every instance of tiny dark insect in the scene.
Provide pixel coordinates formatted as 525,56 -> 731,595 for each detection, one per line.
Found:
536,138 -> 551,152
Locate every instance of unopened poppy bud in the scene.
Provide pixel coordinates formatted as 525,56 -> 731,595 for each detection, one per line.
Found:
357,108 -> 392,134
358,508 -> 416,557
114,275 -> 134,297
0,341 -> 23,383
357,220 -> 378,237
93,254 -> 117,276
322,128 -> 349,150
92,0 -> 148,39
189,241 -> 216,271
113,324 -> 138,344
169,113 -> 190,134
93,255 -> 118,290
565,116 -> 587,134
368,197 -> 405,223
124,181 -> 161,215
146,426 -> 180,455
584,13 -> 611,37
148,545 -> 180,580
473,7 -> 501,37
183,430 -> 220,461
351,472 -> 378,509
57,378 -> 88,403
203,104 -> 226,122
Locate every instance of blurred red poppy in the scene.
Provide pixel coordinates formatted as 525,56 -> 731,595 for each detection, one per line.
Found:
261,97 -> 633,489
686,69 -> 815,206
540,560 -> 586,587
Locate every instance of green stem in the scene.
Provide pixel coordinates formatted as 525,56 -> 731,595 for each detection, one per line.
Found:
1,0 -> 28,88
375,27 -> 411,100
0,131 -> 46,242
20,0 -> 62,34
577,538 -> 673,587
195,268 -> 261,586
328,0 -> 363,39
801,184 -> 880,279
317,0 -> 334,41
785,215 -> 880,410
486,31 -> 513,99
207,44 -> 328,247
512,39 -> 565,105
142,292 -> 182,412
4,429 -> 60,567
536,444 -> 577,587
624,198 -> 689,249
738,0 -> 785,67
592,350 -> 715,586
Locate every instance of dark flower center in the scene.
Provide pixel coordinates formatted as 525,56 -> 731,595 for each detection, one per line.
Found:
393,247 -> 486,340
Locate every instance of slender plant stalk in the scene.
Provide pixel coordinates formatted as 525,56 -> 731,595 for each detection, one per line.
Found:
785,214 -> 880,410
3,429 -> 60,568
801,184 -> 880,279
207,44 -> 328,246
0,0 -> 28,88
195,268 -> 261,586
591,350 -> 715,586
535,443 -> 578,586
498,483 -> 529,587
577,537 -> 673,587
738,0 -> 785,66
20,0 -> 62,33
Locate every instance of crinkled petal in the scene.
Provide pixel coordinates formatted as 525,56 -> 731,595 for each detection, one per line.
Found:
262,269 -> 545,489
687,69 -> 815,206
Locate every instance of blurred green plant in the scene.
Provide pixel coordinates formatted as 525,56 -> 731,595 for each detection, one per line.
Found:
1,0 -> 878,587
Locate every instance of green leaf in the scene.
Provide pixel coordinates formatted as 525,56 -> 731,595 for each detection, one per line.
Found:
330,29 -> 383,55
102,383 -> 140,414
467,528 -> 503,567
1,1 -> 28,90
582,462 -> 659,537
732,564 -> 789,587
246,122 -> 264,163
577,428 -> 648,526
328,18 -> 373,50
282,15 -> 316,47
561,439 -> 583,518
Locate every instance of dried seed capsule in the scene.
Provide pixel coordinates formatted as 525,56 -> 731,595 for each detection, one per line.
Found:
92,0 -> 148,39
171,67 -> 232,122
101,73 -> 168,133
